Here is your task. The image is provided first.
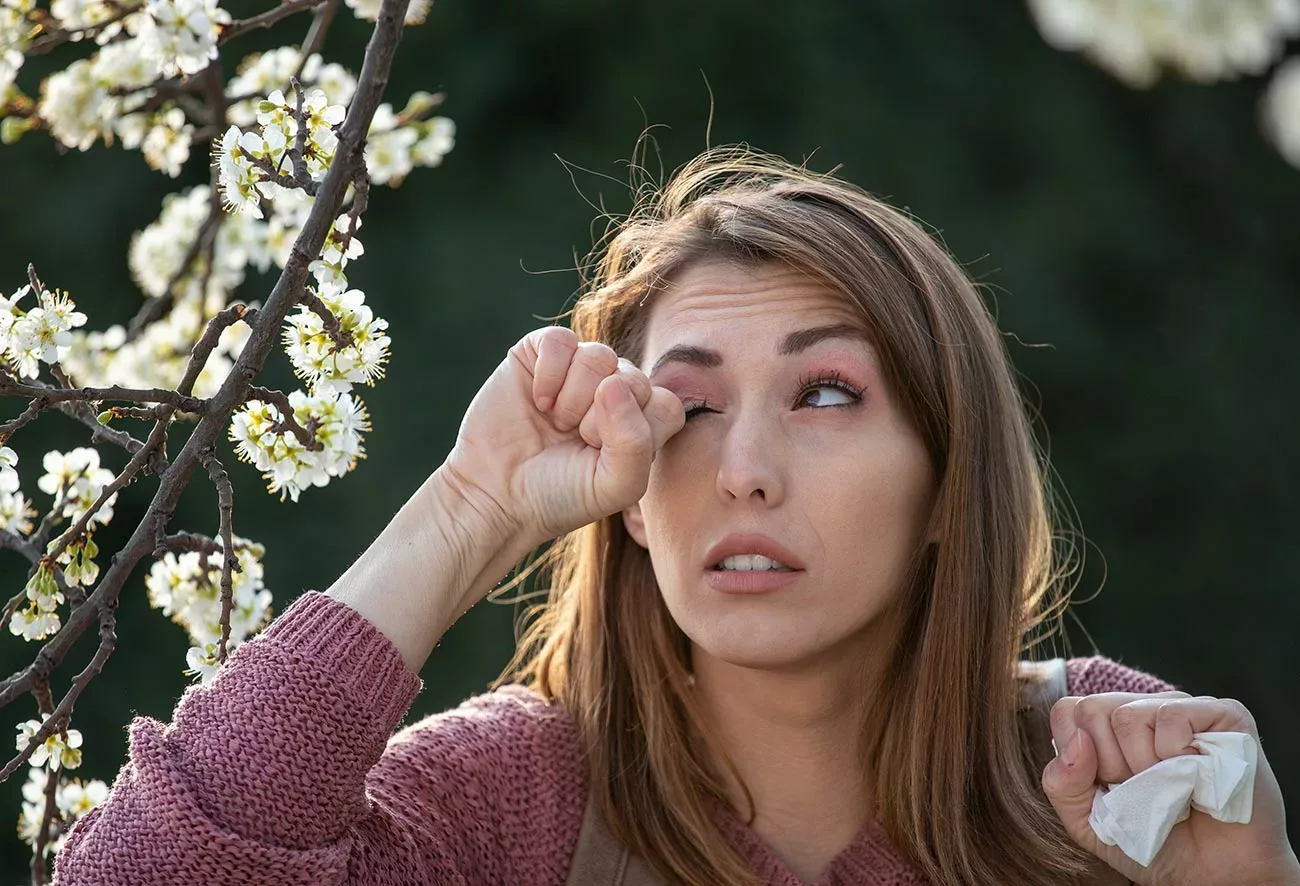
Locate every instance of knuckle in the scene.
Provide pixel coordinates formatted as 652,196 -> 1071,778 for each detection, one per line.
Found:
1109,702 -> 1143,733
1220,697 -> 1255,726
1072,695 -> 1109,728
1155,700 -> 1185,721
576,342 -> 619,373
540,326 -> 577,348
1049,697 -> 1077,734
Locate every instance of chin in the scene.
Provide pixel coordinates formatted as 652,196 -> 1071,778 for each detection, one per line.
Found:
677,611 -> 831,671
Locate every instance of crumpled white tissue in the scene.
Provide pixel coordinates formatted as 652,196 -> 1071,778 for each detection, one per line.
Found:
1087,731 -> 1257,867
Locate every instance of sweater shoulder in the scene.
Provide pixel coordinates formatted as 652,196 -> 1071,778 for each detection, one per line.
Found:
365,683 -> 588,885
1064,654 -> 1177,696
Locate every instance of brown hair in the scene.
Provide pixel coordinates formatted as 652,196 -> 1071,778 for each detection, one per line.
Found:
495,146 -> 1095,885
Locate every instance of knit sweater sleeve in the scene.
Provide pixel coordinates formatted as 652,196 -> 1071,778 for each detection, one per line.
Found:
52,590 -> 587,886
1065,654 -> 1178,696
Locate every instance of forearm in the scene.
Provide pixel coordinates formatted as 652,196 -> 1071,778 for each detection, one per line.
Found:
325,464 -> 539,673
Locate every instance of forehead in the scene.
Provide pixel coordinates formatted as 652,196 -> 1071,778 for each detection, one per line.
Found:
640,259 -> 869,368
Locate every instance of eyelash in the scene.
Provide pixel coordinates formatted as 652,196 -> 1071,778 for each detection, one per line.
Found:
681,370 -> 866,420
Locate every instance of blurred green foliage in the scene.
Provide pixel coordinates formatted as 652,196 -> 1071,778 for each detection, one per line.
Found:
1,0 -> 1297,876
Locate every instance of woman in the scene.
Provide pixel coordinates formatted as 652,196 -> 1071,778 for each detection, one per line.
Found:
54,148 -> 1296,886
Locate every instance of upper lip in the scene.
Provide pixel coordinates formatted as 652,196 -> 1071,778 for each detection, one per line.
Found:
704,533 -> 806,570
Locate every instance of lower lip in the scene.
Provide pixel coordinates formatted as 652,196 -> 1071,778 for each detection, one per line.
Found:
704,568 -> 803,594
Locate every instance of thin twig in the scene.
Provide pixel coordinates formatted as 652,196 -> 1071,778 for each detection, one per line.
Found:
202,450 -> 239,662
0,376 -> 208,413
29,686 -> 58,886
218,0 -> 324,45
175,304 -> 253,399
30,752 -> 57,885
30,482 -> 71,554
244,385 -> 321,449
0,531 -> 40,562
0,399 -> 43,440
247,152 -> 320,195
290,76 -> 311,185
24,2 -> 143,55
1,607 -> 117,781
123,191 -> 224,344
292,0 -> 343,82
155,531 -> 226,556
298,289 -> 354,350
46,417 -> 171,565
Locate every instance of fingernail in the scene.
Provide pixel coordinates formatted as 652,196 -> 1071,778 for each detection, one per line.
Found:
1064,731 -> 1083,766
537,395 -> 553,411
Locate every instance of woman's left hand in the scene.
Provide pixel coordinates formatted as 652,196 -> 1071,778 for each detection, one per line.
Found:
1041,691 -> 1300,886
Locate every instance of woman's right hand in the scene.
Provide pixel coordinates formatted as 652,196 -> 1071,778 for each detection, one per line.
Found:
440,325 -> 686,555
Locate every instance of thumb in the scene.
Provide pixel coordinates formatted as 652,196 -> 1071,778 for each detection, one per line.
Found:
1041,729 -> 1103,851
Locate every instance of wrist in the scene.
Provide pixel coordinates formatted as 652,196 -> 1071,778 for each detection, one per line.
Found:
425,464 -> 540,612
1259,848 -> 1300,886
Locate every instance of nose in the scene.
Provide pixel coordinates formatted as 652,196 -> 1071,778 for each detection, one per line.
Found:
715,414 -> 785,506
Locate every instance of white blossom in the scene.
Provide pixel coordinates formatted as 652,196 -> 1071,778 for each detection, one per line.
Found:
282,285 -> 390,394
1262,55 -> 1300,167
39,59 -> 107,152
229,388 -> 369,501
141,105 -> 195,176
37,446 -> 116,527
344,0 -> 430,25
145,534 -> 271,681
17,767 -> 108,856
1028,0 -> 1300,87
0,444 -> 17,488
0,0 -> 34,97
0,453 -> 36,536
413,116 -> 455,167
136,0 -> 230,77
2,285 -> 88,379
38,37 -> 162,153
50,0 -> 120,33
15,720 -> 83,771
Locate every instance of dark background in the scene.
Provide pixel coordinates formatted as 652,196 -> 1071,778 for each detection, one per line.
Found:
2,0 -> 1297,877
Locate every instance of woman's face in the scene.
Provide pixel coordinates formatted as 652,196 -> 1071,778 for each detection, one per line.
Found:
622,258 -> 936,673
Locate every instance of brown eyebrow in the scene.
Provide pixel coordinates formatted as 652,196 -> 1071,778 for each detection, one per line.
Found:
648,323 -> 871,377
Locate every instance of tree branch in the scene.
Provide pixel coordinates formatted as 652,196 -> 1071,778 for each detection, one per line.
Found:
0,376 -> 208,413
218,0 -> 324,45
24,2 -> 143,56
201,450 -> 240,662
0,0 -> 412,731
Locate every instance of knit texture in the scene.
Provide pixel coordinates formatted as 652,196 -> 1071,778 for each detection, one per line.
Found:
52,590 -> 1175,885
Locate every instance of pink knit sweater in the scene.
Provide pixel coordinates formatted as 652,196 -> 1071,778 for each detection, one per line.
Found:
52,590 -> 1174,886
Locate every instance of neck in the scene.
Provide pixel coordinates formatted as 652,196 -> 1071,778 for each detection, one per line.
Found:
690,640 -> 887,879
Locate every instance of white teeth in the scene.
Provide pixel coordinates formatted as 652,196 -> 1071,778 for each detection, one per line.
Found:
715,554 -> 792,571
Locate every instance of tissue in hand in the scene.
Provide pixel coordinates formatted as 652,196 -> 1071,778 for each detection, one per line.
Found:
1087,731 -> 1258,867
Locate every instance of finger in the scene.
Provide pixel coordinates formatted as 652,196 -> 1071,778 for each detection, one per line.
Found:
577,360 -> 653,447
1108,697 -> 1176,776
1074,694 -> 1137,784
592,374 -> 654,506
529,327 -> 578,412
1153,696 -> 1259,750
551,342 -> 619,432
644,386 -> 687,452
1059,691 -> 1190,785
617,358 -> 652,409
1048,696 -> 1081,768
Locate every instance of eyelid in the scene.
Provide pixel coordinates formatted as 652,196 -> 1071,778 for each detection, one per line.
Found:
680,370 -> 865,418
